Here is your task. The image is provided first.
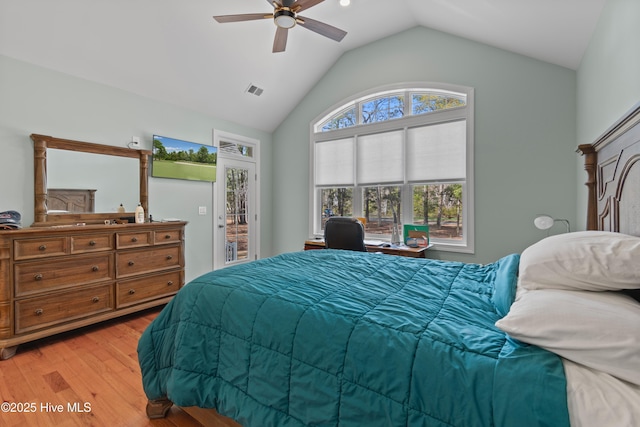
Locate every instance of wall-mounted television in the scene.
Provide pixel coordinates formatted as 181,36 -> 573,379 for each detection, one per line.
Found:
152,135 -> 217,182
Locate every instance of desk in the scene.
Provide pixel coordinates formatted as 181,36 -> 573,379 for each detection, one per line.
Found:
304,239 -> 429,258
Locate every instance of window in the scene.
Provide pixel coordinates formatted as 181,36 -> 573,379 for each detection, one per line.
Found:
310,84 -> 474,253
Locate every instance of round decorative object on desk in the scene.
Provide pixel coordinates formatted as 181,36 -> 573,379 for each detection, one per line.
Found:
405,237 -> 427,248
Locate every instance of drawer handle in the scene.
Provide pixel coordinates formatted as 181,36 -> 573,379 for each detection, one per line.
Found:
166,255 -> 173,260
164,234 -> 171,239
35,309 -> 43,316
39,245 -> 47,251
128,261 -> 135,266
167,281 -> 174,286
128,289 -> 136,295
131,237 -> 138,242
92,297 -> 100,303
34,274 -> 43,281
92,266 -> 99,272
89,240 -> 96,246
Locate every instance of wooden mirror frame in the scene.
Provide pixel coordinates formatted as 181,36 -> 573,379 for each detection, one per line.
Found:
31,134 -> 152,226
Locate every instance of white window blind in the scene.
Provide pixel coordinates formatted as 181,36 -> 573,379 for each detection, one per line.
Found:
406,120 -> 466,182
357,131 -> 404,185
315,137 -> 354,186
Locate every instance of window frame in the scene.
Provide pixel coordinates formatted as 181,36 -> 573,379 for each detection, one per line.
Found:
309,82 -> 475,254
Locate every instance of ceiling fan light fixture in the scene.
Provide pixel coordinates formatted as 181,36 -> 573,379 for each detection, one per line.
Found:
274,9 -> 296,29
339,0 -> 351,6
213,1 -> 347,53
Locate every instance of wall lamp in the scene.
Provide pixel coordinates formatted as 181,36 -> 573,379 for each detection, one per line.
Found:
534,215 -> 570,233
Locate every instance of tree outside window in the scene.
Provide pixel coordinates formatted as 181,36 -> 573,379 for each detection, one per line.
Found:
413,184 -> 463,240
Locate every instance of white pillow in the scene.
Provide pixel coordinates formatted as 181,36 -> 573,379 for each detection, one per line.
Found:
519,231 -> 640,291
496,289 -> 640,385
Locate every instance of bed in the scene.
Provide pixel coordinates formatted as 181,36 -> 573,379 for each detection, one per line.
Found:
138,102 -> 640,427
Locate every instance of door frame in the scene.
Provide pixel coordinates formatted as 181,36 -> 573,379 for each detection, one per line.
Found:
212,129 -> 260,270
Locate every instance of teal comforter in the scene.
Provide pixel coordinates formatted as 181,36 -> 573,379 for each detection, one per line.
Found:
138,250 -> 569,427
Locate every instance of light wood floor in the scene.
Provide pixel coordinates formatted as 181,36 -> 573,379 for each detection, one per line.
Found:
0,307 -> 238,427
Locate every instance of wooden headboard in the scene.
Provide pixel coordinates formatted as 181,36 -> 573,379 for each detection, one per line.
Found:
578,102 -> 640,236
47,188 -> 96,213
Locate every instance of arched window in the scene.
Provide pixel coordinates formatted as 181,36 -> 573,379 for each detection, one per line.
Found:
310,83 -> 474,253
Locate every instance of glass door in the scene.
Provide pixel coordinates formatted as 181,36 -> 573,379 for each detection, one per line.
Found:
215,158 -> 256,269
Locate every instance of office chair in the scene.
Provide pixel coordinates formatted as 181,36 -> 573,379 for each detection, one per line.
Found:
324,217 -> 367,252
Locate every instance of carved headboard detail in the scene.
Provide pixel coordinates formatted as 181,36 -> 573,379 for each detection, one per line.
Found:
578,102 -> 640,236
47,188 -> 96,213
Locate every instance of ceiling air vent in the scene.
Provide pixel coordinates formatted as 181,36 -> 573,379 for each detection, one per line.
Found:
246,84 -> 264,97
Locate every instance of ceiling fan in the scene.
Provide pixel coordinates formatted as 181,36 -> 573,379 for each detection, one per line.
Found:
213,0 -> 347,53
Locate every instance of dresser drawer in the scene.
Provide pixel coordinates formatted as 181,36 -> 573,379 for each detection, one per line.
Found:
71,234 -> 114,254
15,283 -> 114,334
0,301 -> 10,338
116,270 -> 182,308
153,229 -> 182,245
116,246 -> 181,278
14,237 -> 68,260
15,254 -> 114,297
116,231 -> 152,249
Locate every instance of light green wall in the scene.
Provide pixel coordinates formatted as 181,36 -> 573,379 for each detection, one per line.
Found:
576,0 -> 640,227
272,26 -> 577,264
0,54 -> 273,281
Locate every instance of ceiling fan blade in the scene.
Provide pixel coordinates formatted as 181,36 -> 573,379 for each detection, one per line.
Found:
297,15 -> 347,42
291,0 -> 325,13
273,27 -> 289,53
213,13 -> 272,23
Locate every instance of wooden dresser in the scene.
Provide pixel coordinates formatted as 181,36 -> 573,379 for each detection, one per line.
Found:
0,221 -> 186,359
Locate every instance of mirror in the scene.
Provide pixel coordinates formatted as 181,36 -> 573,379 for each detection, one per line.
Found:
47,149 -> 139,213
31,134 -> 151,226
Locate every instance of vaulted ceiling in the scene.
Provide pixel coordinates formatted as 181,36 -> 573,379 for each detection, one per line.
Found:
0,0 -> 607,132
